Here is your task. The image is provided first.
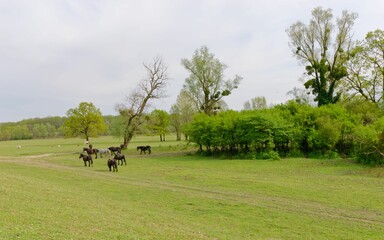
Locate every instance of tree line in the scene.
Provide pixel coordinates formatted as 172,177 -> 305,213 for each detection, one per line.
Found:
0,111 -> 174,142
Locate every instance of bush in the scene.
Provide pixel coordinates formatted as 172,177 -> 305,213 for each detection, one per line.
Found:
255,151 -> 280,160
268,150 -> 281,160
287,149 -> 305,158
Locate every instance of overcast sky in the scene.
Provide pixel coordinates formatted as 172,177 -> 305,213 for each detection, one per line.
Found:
1,0 -> 383,122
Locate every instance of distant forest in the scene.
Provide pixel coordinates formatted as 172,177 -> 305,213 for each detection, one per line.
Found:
0,115 -> 117,141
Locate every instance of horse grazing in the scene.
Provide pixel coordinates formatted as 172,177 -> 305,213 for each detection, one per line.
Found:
107,158 -> 118,172
98,149 -> 110,158
79,153 -> 93,167
137,145 -> 151,155
113,153 -> 126,165
83,147 -> 98,159
108,146 -> 121,155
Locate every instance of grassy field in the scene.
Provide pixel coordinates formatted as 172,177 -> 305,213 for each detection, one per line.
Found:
0,136 -> 383,239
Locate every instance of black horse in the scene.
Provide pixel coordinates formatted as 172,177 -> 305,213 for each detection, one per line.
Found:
113,152 -> 126,165
108,146 -> 121,155
107,158 -> 118,172
137,145 -> 151,155
83,147 -> 98,159
79,153 -> 93,167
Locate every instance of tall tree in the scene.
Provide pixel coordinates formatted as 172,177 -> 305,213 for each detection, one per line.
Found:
344,29 -> 384,103
170,89 -> 197,140
243,96 -> 267,110
115,56 -> 169,148
287,87 -> 316,105
181,46 -> 242,115
61,102 -> 106,141
286,7 -> 358,106
149,109 -> 170,141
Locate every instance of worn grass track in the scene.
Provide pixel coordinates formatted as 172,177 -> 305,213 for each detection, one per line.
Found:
0,137 -> 383,239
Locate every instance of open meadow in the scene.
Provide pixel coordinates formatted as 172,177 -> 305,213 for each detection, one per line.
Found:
0,136 -> 383,239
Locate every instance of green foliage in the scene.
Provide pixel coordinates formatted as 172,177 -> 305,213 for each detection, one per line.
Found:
255,150 -> 280,160
354,116 -> 384,165
181,46 -> 242,115
186,109 -> 292,156
148,109 -> 170,141
61,102 -> 106,141
345,29 -> 384,103
185,100 -> 384,163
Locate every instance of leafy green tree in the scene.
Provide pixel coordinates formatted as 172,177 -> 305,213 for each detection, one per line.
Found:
170,89 -> 197,141
344,29 -> 384,102
186,113 -> 212,152
287,7 -> 358,106
353,116 -> 384,165
181,46 -> 242,115
149,109 -> 170,141
61,102 -> 106,141
32,124 -> 48,138
243,96 -> 267,110
10,125 -> 32,140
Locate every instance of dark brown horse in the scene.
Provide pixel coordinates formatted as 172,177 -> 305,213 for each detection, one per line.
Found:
79,153 -> 93,167
137,145 -> 151,155
113,153 -> 126,165
107,158 -> 118,172
83,147 -> 98,159
108,146 -> 121,155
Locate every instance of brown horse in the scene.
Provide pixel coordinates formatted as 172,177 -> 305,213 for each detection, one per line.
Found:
107,158 -> 118,172
83,147 -> 98,159
108,146 -> 121,155
113,153 -> 126,166
79,153 -> 93,167
137,145 -> 151,155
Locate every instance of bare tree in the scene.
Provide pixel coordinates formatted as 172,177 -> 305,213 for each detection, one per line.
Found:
115,56 -> 169,148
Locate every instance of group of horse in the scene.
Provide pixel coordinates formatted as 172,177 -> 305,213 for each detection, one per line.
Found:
78,144 -> 152,172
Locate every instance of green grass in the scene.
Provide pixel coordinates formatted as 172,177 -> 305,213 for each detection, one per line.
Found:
0,136 -> 383,239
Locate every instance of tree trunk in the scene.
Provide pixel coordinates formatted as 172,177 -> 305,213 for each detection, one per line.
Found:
122,131 -> 134,149
176,132 -> 181,141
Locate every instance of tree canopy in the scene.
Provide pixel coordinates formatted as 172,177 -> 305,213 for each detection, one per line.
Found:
286,7 -> 358,106
61,102 -> 106,141
181,46 -> 242,115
